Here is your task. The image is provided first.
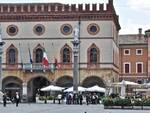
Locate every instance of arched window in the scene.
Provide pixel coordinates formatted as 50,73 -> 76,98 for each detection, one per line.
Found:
90,48 -> 97,64
6,44 -> 18,67
87,44 -> 100,67
8,49 -> 16,64
61,44 -> 72,65
63,48 -> 71,63
35,48 -> 43,63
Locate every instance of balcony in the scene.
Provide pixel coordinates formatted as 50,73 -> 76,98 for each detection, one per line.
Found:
119,73 -> 148,79
23,63 -> 55,72
2,62 -> 115,72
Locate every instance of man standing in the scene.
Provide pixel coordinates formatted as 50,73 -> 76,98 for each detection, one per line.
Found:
3,93 -> 7,107
15,92 -> 20,107
57,93 -> 62,104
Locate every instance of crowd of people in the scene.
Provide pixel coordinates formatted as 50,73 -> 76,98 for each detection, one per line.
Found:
53,92 -> 102,105
2,92 -> 20,107
2,91 -> 103,106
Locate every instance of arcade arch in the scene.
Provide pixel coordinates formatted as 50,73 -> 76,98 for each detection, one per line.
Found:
2,76 -> 23,99
82,76 -> 105,88
27,76 -> 50,102
55,76 -> 73,88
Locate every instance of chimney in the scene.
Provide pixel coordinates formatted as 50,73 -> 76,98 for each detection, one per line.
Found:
138,28 -> 142,38
139,28 -> 142,35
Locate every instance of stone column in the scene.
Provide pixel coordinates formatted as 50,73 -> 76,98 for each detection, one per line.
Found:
0,25 -> 5,91
22,82 -> 28,102
71,22 -> 81,94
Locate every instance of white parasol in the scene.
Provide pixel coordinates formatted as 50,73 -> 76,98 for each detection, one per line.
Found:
63,86 -> 87,92
86,85 -> 106,93
112,80 -> 140,86
40,85 -> 64,91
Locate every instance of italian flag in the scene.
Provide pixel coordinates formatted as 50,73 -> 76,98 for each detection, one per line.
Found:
42,49 -> 49,67
54,58 -> 61,69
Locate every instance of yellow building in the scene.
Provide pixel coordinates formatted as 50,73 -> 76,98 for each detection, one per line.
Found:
0,0 -> 120,102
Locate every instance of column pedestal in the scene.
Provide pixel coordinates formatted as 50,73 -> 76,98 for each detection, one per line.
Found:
22,82 -> 28,102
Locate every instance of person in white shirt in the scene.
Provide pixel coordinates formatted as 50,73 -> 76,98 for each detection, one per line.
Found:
57,94 -> 62,104
15,92 -> 20,107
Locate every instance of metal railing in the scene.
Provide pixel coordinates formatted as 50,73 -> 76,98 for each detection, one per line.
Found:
2,62 -> 115,71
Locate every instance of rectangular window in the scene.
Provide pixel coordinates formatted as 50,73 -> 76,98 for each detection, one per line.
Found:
124,49 -> 130,55
136,62 -> 143,73
124,62 -> 130,73
136,49 -> 143,55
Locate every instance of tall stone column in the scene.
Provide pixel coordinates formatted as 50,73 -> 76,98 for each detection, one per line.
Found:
71,22 -> 81,94
0,25 -> 5,91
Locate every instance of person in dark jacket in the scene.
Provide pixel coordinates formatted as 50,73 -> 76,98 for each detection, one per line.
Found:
78,93 -> 83,105
85,93 -> 90,105
3,93 -> 7,107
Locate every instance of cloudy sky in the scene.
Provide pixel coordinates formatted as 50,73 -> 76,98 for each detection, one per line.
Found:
0,0 -> 150,34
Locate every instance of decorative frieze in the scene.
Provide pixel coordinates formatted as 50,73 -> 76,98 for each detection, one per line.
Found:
0,0 -> 120,30
0,0 -> 114,13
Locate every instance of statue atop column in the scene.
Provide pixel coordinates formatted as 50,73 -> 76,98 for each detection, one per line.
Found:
73,26 -> 79,42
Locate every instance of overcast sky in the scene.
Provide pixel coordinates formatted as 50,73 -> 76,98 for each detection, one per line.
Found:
0,0 -> 150,35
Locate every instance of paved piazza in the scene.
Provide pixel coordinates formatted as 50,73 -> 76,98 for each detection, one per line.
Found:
0,103 -> 150,113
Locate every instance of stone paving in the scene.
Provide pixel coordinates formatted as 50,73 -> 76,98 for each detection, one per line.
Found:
0,103 -> 150,113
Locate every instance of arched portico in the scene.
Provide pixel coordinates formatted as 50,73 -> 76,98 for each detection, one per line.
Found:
27,76 -> 50,102
55,76 -> 73,88
82,76 -> 105,88
2,76 -> 23,99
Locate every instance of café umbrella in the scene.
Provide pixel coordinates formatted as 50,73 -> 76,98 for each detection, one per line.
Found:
40,85 -> 64,91
112,80 -> 140,86
63,86 -> 87,92
86,85 -> 106,93
112,80 -> 140,98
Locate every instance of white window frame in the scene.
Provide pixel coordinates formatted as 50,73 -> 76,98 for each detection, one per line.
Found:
136,62 -> 143,73
124,49 -> 130,55
123,62 -> 131,74
136,49 -> 143,55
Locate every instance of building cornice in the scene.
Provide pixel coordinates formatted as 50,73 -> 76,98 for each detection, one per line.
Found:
0,0 -> 121,30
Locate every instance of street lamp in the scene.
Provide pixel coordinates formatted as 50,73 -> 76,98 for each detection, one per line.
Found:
0,25 -> 5,91
71,22 -> 81,94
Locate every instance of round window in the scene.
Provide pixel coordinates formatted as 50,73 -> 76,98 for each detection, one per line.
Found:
61,24 -> 72,35
87,23 -> 100,35
7,25 -> 18,36
33,24 -> 45,36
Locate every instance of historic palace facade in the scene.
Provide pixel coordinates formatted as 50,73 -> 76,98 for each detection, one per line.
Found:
0,0 -> 120,101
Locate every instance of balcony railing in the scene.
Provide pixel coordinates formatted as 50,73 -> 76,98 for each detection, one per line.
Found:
23,63 -> 55,72
119,73 -> 148,78
2,62 -> 115,72
23,63 -> 44,71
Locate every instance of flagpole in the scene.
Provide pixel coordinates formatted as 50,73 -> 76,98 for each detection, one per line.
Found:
19,43 -> 23,69
51,42 -> 55,73
28,43 -> 33,72
42,43 -> 45,72
42,43 -> 49,72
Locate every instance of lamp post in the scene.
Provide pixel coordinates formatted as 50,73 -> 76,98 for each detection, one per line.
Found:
71,22 -> 81,94
0,25 -> 5,91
